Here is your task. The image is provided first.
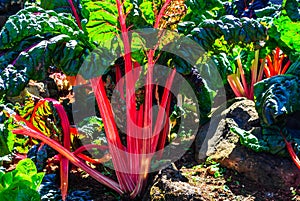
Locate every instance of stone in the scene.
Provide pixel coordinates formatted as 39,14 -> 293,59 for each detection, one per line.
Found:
144,164 -> 203,201
195,97 -> 259,162
195,97 -> 300,189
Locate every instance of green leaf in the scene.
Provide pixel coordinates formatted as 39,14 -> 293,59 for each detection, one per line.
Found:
230,127 -> 269,152
189,15 -> 268,53
0,187 -> 41,201
183,0 -> 226,24
139,1 -> 155,25
15,188 -> 41,201
0,116 -> 16,156
0,7 -> 92,98
0,158 -> 44,200
15,158 -> 37,177
283,0 -> 300,21
272,15 -> 300,52
81,0 -> 119,45
0,172 -> 13,188
31,172 -> 45,190
254,75 -> 300,126
0,6 -> 88,51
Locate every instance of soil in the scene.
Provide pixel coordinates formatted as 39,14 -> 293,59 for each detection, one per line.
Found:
67,146 -> 300,201
3,76 -> 300,201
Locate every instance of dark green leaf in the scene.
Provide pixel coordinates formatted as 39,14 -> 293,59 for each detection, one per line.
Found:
230,127 -> 269,152
283,0 -> 300,21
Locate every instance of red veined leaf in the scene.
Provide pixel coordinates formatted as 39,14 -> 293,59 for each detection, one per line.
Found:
5,107 -> 124,195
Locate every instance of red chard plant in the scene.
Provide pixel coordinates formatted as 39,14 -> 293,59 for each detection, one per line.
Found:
2,0 -> 200,199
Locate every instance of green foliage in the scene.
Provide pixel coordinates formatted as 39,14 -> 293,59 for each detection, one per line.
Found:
268,14 -> 300,60
283,0 -> 300,21
255,3 -> 281,19
210,53 -> 234,85
0,7 -> 87,50
286,57 -> 300,77
76,116 -> 107,146
230,127 -> 269,152
254,75 -> 300,126
254,75 -> 300,155
138,1 -> 155,25
189,15 -> 268,53
18,98 -> 63,142
183,0 -> 227,25
126,0 -> 159,29
39,0 -> 85,19
0,158 -> 44,201
0,103 -> 15,157
0,6 -> 92,98
81,0 -> 119,45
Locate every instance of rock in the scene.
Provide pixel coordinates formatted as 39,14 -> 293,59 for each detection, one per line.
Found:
195,97 -> 259,162
195,97 -> 300,189
221,144 -> 300,188
144,164 -> 203,201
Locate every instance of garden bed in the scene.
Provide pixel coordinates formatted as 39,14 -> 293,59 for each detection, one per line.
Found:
0,0 -> 300,200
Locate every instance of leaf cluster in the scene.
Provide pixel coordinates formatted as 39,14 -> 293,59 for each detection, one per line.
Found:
0,6 -> 92,98
0,158 -> 45,201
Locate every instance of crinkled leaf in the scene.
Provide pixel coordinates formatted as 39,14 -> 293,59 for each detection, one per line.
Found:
0,65 -> 29,97
0,7 -> 92,98
0,6 -> 88,50
271,15 -> 300,53
77,116 -> 107,145
183,0 -> 226,24
189,15 -> 268,52
283,0 -> 300,21
254,75 -> 300,126
40,0 -> 86,19
254,75 -> 300,155
232,0 -> 271,18
255,3 -> 281,18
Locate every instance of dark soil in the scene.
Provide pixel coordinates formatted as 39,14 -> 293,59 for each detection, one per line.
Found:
67,147 -> 300,201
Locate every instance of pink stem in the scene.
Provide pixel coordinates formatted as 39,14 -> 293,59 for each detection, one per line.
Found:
6,111 -> 123,195
67,0 -> 82,30
154,0 -> 172,28
151,68 -> 176,150
90,77 -> 135,192
47,99 -> 71,201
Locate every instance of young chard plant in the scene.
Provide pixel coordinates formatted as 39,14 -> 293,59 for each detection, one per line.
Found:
227,49 -> 265,100
0,158 -> 45,201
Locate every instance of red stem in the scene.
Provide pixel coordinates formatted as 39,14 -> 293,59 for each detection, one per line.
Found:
67,0 -> 82,30
90,77 -> 135,192
280,132 -> 300,170
47,99 -> 71,201
266,56 -> 274,76
154,0 -> 172,28
156,96 -> 171,158
281,60 -> 291,74
74,144 -> 110,164
151,68 -> 176,151
6,111 -> 123,195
